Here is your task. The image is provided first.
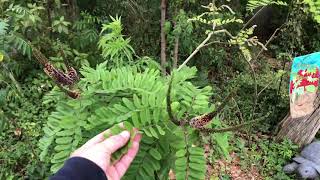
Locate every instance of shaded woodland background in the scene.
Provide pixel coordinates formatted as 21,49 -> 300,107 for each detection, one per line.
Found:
1,0 -> 320,179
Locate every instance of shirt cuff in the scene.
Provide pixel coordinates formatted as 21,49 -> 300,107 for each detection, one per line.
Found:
50,157 -> 107,180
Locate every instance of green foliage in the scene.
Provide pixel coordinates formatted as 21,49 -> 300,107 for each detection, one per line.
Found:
246,0 -> 287,12
174,129 -> 206,180
5,3 -> 44,33
189,3 -> 243,27
39,63 -> 223,179
8,32 -> 32,59
52,16 -> 71,34
303,0 -> 320,23
236,138 -> 298,179
0,19 -> 8,35
229,26 -> 262,62
72,12 -> 101,49
2,0 -> 320,179
0,74 -> 53,179
98,16 -> 135,67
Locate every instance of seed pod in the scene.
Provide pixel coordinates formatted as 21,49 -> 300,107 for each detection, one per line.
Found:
66,90 -> 80,99
189,114 -> 214,128
43,63 -> 74,86
66,67 -> 79,82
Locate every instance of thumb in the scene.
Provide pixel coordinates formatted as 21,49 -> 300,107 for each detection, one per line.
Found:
98,131 -> 130,154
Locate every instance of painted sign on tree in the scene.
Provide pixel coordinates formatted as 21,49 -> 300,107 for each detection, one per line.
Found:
278,52 -> 320,146
289,52 -> 320,118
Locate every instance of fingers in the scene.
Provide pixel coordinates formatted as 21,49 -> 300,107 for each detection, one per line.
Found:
81,129 -> 111,150
99,131 -> 131,154
114,133 -> 142,177
81,123 -> 124,150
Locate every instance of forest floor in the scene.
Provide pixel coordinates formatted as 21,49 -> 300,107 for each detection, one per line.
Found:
208,152 -> 263,180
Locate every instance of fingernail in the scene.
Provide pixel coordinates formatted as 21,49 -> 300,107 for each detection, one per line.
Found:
120,131 -> 130,138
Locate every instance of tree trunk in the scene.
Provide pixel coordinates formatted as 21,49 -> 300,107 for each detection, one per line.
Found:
173,36 -> 179,69
277,93 -> 320,147
65,0 -> 77,21
46,0 -> 53,38
160,0 -> 167,75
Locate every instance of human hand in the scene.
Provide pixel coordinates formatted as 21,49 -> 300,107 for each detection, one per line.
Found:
71,126 -> 142,180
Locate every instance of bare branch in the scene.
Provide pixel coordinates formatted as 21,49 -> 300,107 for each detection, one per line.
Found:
200,118 -> 265,133
253,28 -> 281,63
220,5 -> 235,14
213,29 -> 235,39
241,6 -> 267,31
177,31 -> 214,71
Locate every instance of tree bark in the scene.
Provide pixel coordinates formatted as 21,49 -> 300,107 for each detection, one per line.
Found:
160,0 -> 167,75
277,93 -> 320,147
65,0 -> 77,21
173,36 -> 179,69
46,0 -> 53,38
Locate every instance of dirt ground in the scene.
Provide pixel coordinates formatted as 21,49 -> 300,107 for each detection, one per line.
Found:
208,152 -> 263,180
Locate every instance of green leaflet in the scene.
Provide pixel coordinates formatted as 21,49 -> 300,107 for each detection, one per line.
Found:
123,137 -> 163,180
103,122 -> 137,164
39,65 -> 214,177
149,148 -> 162,160
246,0 -> 287,12
174,129 -> 206,180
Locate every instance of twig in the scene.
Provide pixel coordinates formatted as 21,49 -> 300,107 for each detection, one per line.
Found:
244,58 -> 258,119
177,31 -> 214,71
1,64 -> 22,95
200,118 -> 265,133
247,26 -> 284,120
207,91 -> 235,119
241,6 -> 267,31
213,29 -> 235,39
220,5 -> 235,14
232,97 -> 244,123
173,21 -> 179,69
252,28 -> 281,64
160,0 -> 167,75
257,78 -> 277,97
203,41 -> 229,48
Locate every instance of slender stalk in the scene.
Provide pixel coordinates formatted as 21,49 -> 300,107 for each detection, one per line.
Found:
200,118 -> 265,133
160,0 -> 167,75
241,6 -> 267,31
173,36 -> 179,69
177,31 -> 214,71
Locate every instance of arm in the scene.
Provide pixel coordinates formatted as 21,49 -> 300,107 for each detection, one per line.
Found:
50,127 -> 142,180
50,157 -> 107,180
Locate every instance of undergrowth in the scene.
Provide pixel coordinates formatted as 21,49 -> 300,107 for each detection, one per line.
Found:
0,73 -> 54,179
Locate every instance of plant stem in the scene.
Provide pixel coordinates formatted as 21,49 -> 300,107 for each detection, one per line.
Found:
177,31 -> 214,71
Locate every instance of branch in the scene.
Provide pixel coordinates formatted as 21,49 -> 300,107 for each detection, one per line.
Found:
220,5 -> 235,14
213,29 -> 235,39
257,77 -> 277,97
248,27 -> 283,119
253,28 -> 281,63
241,6 -> 267,31
244,58 -> 258,119
203,41 -> 229,48
206,90 -> 235,119
177,31 -> 214,71
200,118 -> 265,133
232,97 -> 244,123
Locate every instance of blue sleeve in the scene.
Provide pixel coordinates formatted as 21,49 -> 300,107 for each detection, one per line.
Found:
50,157 -> 107,180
